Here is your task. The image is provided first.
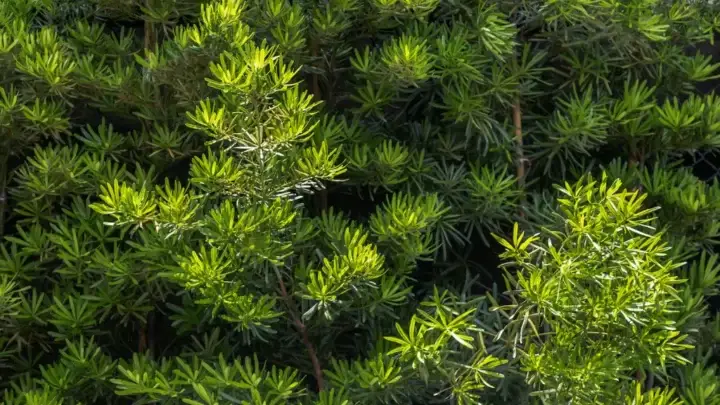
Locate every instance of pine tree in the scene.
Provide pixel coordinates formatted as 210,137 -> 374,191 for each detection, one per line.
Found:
0,0 -> 719,404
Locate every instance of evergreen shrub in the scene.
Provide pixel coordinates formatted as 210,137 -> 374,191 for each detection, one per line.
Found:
1,0 -> 720,404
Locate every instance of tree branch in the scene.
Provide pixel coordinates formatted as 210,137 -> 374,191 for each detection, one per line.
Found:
310,39 -> 322,101
513,98 -> 526,217
275,268 -> 324,391
0,152 -> 7,237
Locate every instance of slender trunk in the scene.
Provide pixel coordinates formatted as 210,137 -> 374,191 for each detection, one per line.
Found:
144,14 -> 156,51
629,142 -> 644,192
310,38 -> 321,101
137,12 -> 157,352
513,98 -> 526,217
275,267 -> 324,391
149,310 -> 156,356
138,323 -> 147,352
0,152 -> 8,237
144,8 -> 162,112
310,39 -> 328,214
317,189 -> 328,213
644,371 -> 654,391
327,51 -> 336,110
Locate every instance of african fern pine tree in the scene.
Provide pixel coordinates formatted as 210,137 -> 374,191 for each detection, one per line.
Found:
0,0 -> 720,404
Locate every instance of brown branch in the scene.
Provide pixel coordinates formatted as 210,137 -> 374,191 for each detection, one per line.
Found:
310,38 -> 322,101
628,143 -> 644,193
309,37 -> 329,214
143,10 -> 156,51
138,324 -> 147,352
316,189 -> 328,214
513,98 -> 526,217
143,6 -> 162,112
137,8 -> 158,353
0,153 -> 7,237
276,269 -> 324,391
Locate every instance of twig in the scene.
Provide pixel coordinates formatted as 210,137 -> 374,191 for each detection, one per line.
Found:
137,10 -> 158,352
645,371 -> 654,391
310,38 -> 322,101
0,153 -> 7,237
316,188 -> 328,214
629,142 -> 644,192
148,310 -> 156,356
144,9 -> 156,52
143,4 -> 162,112
138,323 -> 147,352
275,267 -> 324,391
513,98 -> 526,217
309,39 -> 328,214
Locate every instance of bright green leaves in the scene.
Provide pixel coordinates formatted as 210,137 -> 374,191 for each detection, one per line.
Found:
172,247 -> 233,292
2,0 -> 719,404
496,174 -> 691,403
198,0 -> 247,40
325,355 -> 405,404
1,337 -> 116,405
112,354 -> 305,405
367,0 -> 439,23
202,198 -> 297,264
156,179 -> 200,232
127,195 -> 299,337
301,226 -> 387,319
434,26 -> 484,83
314,388 -> 354,405
193,38 -> 343,201
625,383 -> 683,405
632,164 -> 720,247
92,178 -> 200,231
91,180 -> 158,228
385,316 -> 439,369
655,94 -> 720,151
370,192 -> 447,263
296,141 -> 346,181
300,192 -> 442,320
14,27 -> 76,98
0,85 -> 69,152
187,99 -> 229,140
207,41 -> 299,96
189,149 -> 246,195
324,288 -> 507,404
380,35 -> 434,87
306,209 -> 413,320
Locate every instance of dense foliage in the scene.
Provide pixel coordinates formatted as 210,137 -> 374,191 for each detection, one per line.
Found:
1,0 -> 719,404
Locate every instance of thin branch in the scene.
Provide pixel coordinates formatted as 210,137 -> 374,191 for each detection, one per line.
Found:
0,152 -> 7,237
138,323 -> 147,352
136,9 -> 158,351
275,267 -> 324,391
513,98 -> 526,217
310,39 -> 328,214
310,38 -> 322,102
143,4 -> 162,112
629,141 -> 644,192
